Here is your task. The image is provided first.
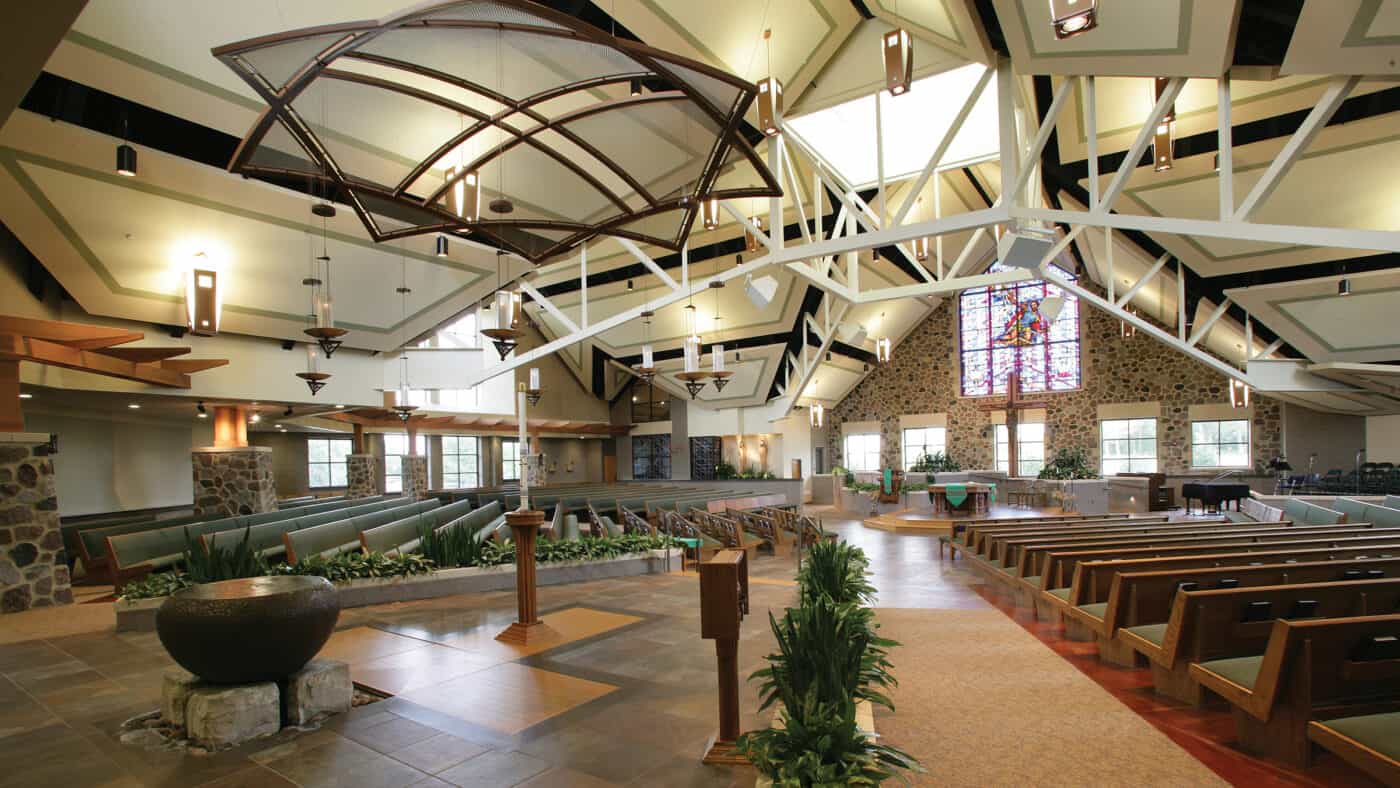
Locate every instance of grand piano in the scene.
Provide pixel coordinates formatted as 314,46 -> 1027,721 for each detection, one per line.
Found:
1181,480 -> 1252,514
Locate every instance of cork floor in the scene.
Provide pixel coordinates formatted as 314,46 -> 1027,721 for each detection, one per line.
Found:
0,511 -> 1383,786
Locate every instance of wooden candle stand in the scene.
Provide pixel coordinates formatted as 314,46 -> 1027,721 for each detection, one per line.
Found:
496,509 -> 558,645
699,548 -> 750,765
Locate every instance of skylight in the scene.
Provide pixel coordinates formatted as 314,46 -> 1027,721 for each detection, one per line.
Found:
786,63 -> 1000,190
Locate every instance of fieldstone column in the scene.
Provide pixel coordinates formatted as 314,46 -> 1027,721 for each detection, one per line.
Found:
402,455 -> 428,500
192,447 -> 276,517
346,454 -> 378,499
0,432 -> 71,613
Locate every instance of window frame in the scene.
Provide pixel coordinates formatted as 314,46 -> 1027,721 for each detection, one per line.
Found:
902,426 -> 947,471
1100,418 -> 1159,476
958,263 -> 1081,397
440,435 -> 480,490
383,433 -> 427,494
501,439 -> 521,482
1190,418 -> 1252,469
994,423 -> 1046,477
306,438 -> 352,489
844,433 -> 882,473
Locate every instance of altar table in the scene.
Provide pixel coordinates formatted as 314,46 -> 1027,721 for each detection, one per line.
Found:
929,483 -> 994,516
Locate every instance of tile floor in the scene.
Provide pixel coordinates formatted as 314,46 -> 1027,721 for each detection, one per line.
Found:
0,510 -> 1383,786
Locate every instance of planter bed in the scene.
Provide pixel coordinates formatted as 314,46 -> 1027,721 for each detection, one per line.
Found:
115,548 -> 680,632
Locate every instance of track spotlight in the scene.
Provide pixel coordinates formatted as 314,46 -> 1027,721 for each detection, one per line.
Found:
116,143 -> 137,177
435,235 -> 449,257
626,279 -> 634,291
1339,278 -> 1351,296
629,78 -> 642,97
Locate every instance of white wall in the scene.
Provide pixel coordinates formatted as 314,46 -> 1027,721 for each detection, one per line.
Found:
1368,415 -> 1400,462
23,411 -> 211,516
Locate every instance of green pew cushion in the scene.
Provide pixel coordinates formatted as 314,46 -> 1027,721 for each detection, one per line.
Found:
995,564 -> 1016,575
1123,623 -> 1168,646
1198,655 -> 1265,690
1314,712 -> 1400,763
1047,587 -> 1072,601
1076,602 -> 1109,620
1023,576 -> 1042,587
1223,511 -> 1254,523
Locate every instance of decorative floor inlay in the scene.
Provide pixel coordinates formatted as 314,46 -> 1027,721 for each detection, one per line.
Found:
398,662 -> 618,736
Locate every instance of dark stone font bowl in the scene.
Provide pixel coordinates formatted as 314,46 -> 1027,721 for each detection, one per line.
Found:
156,576 -> 340,684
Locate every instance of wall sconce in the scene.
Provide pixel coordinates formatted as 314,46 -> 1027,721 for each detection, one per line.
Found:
185,265 -> 220,336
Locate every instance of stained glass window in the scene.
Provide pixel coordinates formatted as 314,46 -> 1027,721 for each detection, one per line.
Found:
959,263 -> 1080,396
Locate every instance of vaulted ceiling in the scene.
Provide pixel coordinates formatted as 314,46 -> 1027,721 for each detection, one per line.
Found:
2,0 -> 1398,414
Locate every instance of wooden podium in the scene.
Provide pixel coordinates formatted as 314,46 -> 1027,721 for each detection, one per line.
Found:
699,549 -> 750,764
496,509 -> 558,645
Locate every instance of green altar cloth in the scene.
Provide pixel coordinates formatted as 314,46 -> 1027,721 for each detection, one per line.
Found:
883,468 -> 894,494
944,483 -> 968,507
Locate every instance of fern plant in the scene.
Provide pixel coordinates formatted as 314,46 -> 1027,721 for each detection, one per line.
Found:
797,540 -> 876,607
181,527 -> 268,584
910,451 -> 961,473
739,690 -> 918,787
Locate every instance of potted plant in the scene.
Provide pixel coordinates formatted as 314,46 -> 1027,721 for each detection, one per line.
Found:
1038,447 -> 1097,480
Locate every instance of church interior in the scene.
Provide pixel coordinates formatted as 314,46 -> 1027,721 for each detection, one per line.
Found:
5,1 -> 1400,785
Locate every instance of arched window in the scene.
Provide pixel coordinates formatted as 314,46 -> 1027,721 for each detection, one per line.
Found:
959,263 -> 1080,396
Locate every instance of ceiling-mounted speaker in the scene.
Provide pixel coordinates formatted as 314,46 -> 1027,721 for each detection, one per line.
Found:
838,322 -> 867,346
745,274 -> 779,309
996,227 -> 1056,270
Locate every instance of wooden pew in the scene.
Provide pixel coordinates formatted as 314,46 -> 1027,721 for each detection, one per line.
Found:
987,520 -> 1290,569
1308,712 -> 1400,785
1052,539 -> 1400,621
947,513 -> 1138,558
1123,578 -> 1400,705
1065,557 -> 1400,669
688,508 -> 760,561
728,507 -> 786,555
1191,614 -> 1400,767
964,515 -> 1176,557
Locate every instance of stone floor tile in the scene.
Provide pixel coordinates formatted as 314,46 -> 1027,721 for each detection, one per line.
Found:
342,715 -> 443,754
193,764 -> 299,788
436,750 -> 550,787
386,732 -> 489,775
515,766 -> 620,787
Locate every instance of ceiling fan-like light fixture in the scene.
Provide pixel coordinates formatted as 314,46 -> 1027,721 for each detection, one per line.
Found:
214,2 -> 780,264
1050,0 -> 1099,39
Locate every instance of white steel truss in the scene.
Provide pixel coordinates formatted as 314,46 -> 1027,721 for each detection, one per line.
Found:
464,57 -> 1400,410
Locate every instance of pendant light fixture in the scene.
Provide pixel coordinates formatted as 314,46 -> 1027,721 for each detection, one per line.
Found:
525,367 -> 542,406
296,343 -> 331,395
115,109 -> 137,177
756,30 -> 783,136
481,250 -> 523,360
1120,305 -> 1138,338
304,194 -> 347,356
1050,0 -> 1098,39
913,197 -> 930,262
746,213 -> 764,253
391,250 -> 418,424
875,336 -> 892,364
635,309 -> 657,383
435,235 -> 449,258
708,278 -> 733,392
1152,77 -> 1175,172
700,197 -> 721,230
1229,378 -> 1251,409
809,403 -> 824,428
677,290 -> 711,399
882,27 -> 912,96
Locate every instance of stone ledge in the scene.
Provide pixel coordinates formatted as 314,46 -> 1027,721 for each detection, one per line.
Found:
115,549 -> 681,631
0,432 -> 51,444
192,446 -> 273,454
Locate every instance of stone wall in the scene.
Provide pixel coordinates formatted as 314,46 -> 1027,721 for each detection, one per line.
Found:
402,455 -> 428,500
1,434 -> 71,613
829,286 -> 1281,475
346,454 -> 378,499
192,448 -> 277,517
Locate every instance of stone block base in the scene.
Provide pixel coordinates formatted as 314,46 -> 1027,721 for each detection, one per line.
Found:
0,433 -> 70,613
159,659 -> 352,748
282,659 -> 352,725
192,447 -> 277,517
346,454 -> 379,499
186,682 -> 280,749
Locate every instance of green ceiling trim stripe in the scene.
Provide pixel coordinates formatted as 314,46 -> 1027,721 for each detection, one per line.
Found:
1069,76 -> 1337,147
1122,131 -> 1400,263
64,30 -> 264,111
2,147 -> 491,275
0,149 -> 487,335
1271,286 -> 1400,354
872,0 -> 966,49
637,0 -> 839,86
1016,0 -> 1191,59
1343,0 -> 1400,48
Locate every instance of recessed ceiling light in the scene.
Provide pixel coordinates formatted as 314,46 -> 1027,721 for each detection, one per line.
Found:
335,404 -> 345,409
18,393 -> 33,399
274,424 -> 283,429
127,403 -> 141,409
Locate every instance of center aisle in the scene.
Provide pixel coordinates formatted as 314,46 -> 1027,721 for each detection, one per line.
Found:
873,607 -> 1228,787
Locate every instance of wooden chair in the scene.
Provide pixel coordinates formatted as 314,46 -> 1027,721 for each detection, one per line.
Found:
1191,614 -> 1400,767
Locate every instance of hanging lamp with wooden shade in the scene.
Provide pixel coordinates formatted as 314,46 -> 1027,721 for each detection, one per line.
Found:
481,251 -> 523,360
708,280 -> 733,392
304,203 -> 347,356
297,343 -> 331,395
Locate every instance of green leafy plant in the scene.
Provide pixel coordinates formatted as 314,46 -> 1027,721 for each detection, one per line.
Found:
1038,447 -> 1098,480
910,451 -> 961,474
181,527 -> 268,584
267,551 -> 435,582
478,533 -> 680,567
851,481 -> 881,494
120,571 -> 193,600
797,540 -> 876,607
417,522 -> 488,569
715,462 -> 739,480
